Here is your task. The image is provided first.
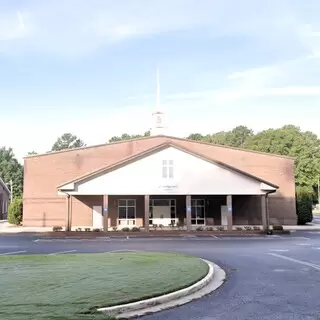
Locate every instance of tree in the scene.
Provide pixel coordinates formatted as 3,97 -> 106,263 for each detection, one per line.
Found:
188,126 -> 253,147
225,126 -> 254,148
244,125 -> 320,191
8,197 -> 23,225
187,133 -> 204,141
108,131 -> 150,143
0,147 -> 24,198
51,133 -> 85,151
27,151 -> 38,155
296,187 -> 313,225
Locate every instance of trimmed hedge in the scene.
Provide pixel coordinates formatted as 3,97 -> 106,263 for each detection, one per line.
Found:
296,188 -> 313,225
8,198 -> 23,225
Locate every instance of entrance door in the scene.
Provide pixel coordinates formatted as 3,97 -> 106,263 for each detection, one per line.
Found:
221,205 -> 228,226
92,205 -> 103,229
153,206 -> 171,225
149,199 -> 177,226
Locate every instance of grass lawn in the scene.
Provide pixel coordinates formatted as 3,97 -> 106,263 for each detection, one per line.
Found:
0,252 -> 209,320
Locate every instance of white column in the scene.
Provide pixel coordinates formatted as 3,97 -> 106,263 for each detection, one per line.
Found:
261,194 -> 267,230
226,195 -> 233,231
186,195 -> 192,231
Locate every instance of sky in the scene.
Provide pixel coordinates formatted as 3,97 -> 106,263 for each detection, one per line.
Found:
0,0 -> 320,162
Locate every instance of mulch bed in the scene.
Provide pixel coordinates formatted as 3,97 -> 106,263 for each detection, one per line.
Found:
37,230 -> 290,238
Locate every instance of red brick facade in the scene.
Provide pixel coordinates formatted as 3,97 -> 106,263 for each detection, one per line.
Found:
23,136 -> 297,227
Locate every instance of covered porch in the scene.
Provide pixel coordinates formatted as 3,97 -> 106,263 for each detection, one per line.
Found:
64,193 -> 271,232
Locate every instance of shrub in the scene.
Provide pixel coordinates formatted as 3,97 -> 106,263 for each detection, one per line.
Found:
84,228 -> 91,232
52,226 -> 63,232
152,224 -> 158,230
244,226 -> 252,231
169,221 -> 176,229
92,228 -> 101,232
8,198 -> 23,225
253,226 -> 261,231
75,228 -> 82,231
296,187 -> 313,225
272,225 -> 283,231
176,222 -> 184,230
235,227 -> 243,231
206,226 -> 214,231
112,227 -> 118,232
196,226 -> 204,231
131,227 -> 140,232
122,227 -> 130,232
217,226 -> 224,231
159,224 -> 164,230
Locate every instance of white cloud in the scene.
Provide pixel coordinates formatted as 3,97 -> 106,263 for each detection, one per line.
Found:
298,24 -> 320,58
0,0 -> 316,56
0,11 -> 28,41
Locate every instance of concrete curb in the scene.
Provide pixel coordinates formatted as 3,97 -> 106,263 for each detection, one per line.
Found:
97,259 -> 226,318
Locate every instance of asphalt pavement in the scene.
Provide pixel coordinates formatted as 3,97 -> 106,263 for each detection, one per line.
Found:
1,232 -> 320,319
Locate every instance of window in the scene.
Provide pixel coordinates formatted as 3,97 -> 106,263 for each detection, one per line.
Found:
118,199 -> 136,226
162,160 -> 174,178
191,199 -> 205,225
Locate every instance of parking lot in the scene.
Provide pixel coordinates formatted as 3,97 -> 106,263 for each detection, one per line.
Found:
1,232 -> 320,319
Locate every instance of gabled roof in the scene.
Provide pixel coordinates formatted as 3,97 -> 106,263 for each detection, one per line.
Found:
0,177 -> 10,195
25,134 -> 295,160
57,141 -> 279,190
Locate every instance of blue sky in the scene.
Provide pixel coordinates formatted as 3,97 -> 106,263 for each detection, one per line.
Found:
0,0 -> 320,162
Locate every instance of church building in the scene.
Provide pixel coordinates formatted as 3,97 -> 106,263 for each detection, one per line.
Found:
22,71 -> 297,230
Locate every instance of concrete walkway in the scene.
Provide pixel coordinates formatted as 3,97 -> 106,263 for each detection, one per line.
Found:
0,221 -> 52,233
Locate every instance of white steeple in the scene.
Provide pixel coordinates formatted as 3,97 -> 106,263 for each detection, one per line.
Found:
151,68 -> 166,136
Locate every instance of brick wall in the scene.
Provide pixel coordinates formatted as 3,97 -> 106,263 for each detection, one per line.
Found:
23,136 -> 296,227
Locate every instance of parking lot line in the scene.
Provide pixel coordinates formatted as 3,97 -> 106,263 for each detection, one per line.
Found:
105,250 -> 141,253
48,250 -> 77,255
0,250 -> 26,256
269,249 -> 289,252
268,253 -> 320,271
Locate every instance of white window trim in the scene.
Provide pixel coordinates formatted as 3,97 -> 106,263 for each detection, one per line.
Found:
118,199 -> 136,227
191,199 -> 206,225
162,160 -> 174,179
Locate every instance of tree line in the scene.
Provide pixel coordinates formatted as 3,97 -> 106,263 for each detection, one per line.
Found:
1,125 -> 319,202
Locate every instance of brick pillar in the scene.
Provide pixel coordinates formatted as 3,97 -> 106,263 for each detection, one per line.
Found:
226,195 -> 233,231
144,195 -> 150,232
103,195 -> 109,232
186,195 -> 192,231
261,194 -> 267,230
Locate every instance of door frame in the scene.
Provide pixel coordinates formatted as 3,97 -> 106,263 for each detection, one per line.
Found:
191,198 -> 206,225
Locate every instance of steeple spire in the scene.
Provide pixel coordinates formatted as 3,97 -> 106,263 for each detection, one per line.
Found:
156,67 -> 160,108
151,68 -> 166,136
